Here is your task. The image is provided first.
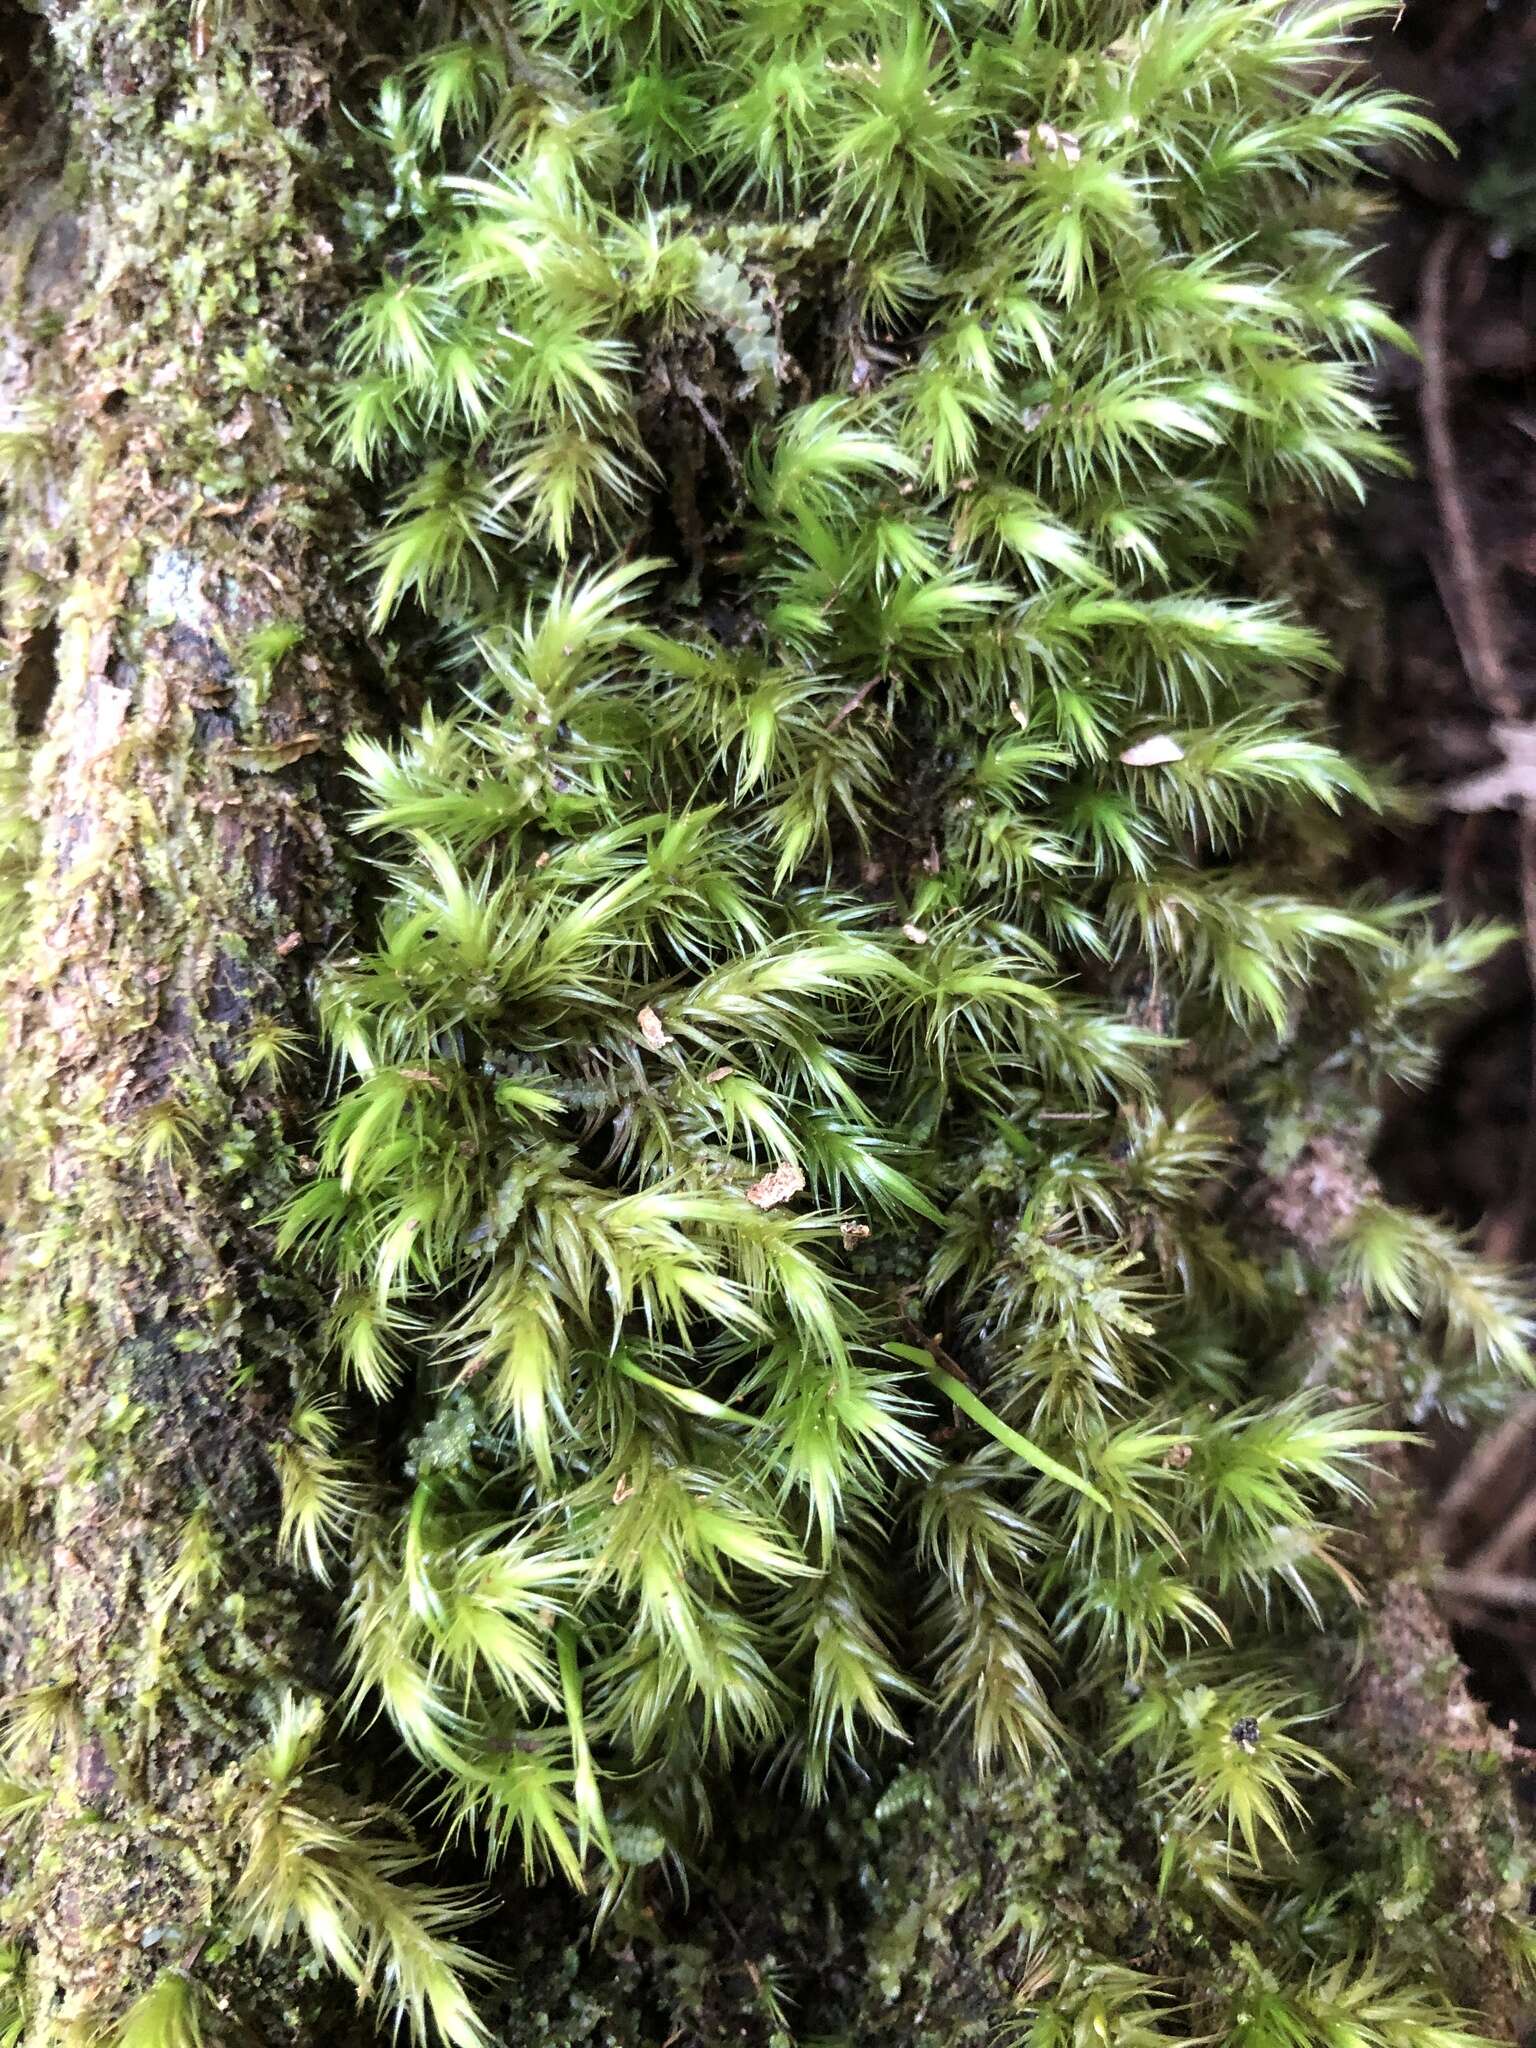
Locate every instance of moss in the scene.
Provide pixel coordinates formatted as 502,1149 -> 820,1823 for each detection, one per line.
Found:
0,3 -> 1532,2044
1318,1571 -> 1536,2033
270,6 -> 1535,2045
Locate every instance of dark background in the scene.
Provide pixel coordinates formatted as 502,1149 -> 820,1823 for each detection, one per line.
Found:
1351,2 -> 1536,1737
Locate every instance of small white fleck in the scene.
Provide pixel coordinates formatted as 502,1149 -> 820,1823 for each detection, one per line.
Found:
1119,734 -> 1185,767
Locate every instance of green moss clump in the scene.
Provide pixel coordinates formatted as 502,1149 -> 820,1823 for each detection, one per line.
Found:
251,2 -> 1533,2042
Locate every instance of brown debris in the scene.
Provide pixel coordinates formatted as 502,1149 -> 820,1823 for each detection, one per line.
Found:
1263,1137 -> 1372,1259
637,1004 -> 673,1051
744,1161 -> 806,1210
1009,123 -> 1082,167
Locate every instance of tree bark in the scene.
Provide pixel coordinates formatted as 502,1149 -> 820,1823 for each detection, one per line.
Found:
0,3 -> 374,2033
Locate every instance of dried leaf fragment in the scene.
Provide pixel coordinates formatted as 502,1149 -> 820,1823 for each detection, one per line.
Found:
1011,123 -> 1082,166
637,1005 -> 673,1051
232,732 -> 325,770
745,1161 -> 806,1210
1119,734 -> 1185,767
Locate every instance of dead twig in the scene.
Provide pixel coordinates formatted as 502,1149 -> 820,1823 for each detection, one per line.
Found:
1439,1567 -> 1536,1614
1461,1474 -> 1536,1578
828,674 -> 883,729
1435,1393 -> 1536,1543
1419,219 -> 1536,1262
1419,221 -> 1518,723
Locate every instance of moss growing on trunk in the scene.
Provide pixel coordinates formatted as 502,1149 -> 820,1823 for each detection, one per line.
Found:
0,3 -> 1532,2045
266,2 -> 1533,2042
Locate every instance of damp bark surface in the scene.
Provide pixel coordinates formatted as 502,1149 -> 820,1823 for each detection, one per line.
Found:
0,3 -> 378,2034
